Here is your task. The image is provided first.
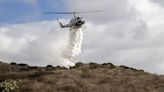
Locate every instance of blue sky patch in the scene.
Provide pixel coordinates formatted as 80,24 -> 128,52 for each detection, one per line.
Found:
0,0 -> 68,25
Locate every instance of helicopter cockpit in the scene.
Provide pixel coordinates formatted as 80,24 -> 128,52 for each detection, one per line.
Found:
74,17 -> 85,27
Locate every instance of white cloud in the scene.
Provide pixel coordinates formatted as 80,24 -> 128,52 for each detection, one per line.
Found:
0,20 -> 73,66
151,0 -> 164,6
66,0 -> 138,24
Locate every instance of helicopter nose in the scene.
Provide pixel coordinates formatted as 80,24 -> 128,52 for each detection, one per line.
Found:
75,21 -> 85,27
78,21 -> 85,24
78,21 -> 82,23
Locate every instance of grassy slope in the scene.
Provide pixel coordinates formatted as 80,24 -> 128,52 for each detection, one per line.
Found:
0,61 -> 164,92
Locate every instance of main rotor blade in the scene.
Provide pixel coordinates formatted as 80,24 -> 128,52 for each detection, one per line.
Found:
43,10 -> 102,14
75,10 -> 102,14
43,12 -> 74,14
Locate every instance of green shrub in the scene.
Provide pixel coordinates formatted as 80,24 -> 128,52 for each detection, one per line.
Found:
0,80 -> 22,92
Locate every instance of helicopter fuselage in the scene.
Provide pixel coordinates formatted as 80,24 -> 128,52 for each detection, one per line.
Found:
60,17 -> 85,29
44,10 -> 101,29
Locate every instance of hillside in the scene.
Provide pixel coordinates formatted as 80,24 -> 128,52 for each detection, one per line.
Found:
0,61 -> 164,92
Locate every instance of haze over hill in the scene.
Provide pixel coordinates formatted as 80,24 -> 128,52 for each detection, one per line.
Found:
0,61 -> 164,92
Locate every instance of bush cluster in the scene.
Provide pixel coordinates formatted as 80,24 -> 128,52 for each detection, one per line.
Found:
0,80 -> 22,92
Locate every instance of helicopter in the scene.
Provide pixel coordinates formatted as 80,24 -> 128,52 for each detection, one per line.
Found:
43,10 -> 101,29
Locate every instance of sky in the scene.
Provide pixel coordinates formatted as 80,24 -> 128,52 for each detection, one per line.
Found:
0,0 -> 68,24
0,0 -> 164,74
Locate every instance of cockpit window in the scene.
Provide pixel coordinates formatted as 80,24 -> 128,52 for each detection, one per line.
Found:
77,17 -> 80,19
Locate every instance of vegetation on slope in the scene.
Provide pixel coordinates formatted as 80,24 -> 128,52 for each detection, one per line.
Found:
0,61 -> 164,92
